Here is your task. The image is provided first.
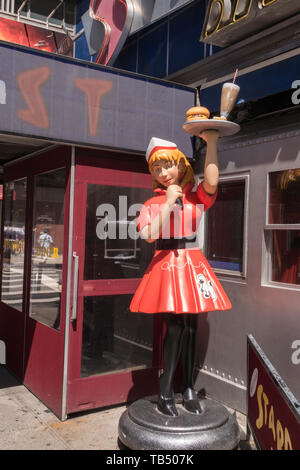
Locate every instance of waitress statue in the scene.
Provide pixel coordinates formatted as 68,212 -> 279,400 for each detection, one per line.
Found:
129,131 -> 232,417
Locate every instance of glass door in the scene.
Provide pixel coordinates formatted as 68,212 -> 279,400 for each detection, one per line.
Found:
0,146 -> 71,419
23,164 -> 70,418
0,178 -> 27,378
67,155 -> 161,415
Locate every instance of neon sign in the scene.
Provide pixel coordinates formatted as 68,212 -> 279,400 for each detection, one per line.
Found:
16,66 -> 113,134
201,0 -> 300,47
82,0 -> 134,65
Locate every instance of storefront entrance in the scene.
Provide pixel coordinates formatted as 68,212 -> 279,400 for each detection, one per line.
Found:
0,147 -> 71,417
0,146 -> 161,419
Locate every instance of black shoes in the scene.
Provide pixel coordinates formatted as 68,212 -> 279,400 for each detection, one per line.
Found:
157,395 -> 178,417
182,387 -> 202,414
158,373 -> 178,417
157,389 -> 202,416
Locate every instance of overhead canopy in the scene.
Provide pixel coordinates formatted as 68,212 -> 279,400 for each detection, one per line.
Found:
0,40 -> 194,166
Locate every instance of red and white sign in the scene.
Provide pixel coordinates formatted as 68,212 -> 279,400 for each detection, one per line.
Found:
87,0 -> 134,65
247,335 -> 300,450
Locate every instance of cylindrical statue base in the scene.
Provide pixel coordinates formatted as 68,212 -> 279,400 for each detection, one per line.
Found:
118,395 -> 240,450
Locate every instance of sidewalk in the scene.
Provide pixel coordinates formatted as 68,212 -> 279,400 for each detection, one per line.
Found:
0,365 -> 255,450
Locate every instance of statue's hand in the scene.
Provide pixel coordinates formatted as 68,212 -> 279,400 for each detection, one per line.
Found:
166,184 -> 183,207
199,129 -> 219,144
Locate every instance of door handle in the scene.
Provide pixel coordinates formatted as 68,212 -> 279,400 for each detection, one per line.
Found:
71,252 -> 79,322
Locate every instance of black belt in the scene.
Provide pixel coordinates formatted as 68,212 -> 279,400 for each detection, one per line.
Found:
156,236 -> 196,250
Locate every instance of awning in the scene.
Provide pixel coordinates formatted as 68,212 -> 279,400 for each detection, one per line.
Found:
0,41 -> 195,164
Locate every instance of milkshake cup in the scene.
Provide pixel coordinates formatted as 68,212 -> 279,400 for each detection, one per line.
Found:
220,82 -> 240,118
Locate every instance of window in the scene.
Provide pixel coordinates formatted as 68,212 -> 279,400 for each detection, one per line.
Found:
204,177 -> 248,275
84,184 -> 154,280
1,178 -> 27,311
29,168 -> 66,329
113,40 -> 138,73
168,0 -> 206,75
137,22 -> 168,78
265,169 -> 300,286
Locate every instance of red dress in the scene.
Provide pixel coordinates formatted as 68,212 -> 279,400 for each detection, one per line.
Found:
129,182 -> 232,314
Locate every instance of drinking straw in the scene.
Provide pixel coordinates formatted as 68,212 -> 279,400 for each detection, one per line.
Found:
233,68 -> 238,84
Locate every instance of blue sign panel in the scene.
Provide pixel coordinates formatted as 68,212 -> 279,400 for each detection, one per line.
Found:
200,54 -> 300,113
0,42 -> 194,157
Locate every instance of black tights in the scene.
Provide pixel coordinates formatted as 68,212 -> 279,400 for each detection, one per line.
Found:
159,313 -> 198,398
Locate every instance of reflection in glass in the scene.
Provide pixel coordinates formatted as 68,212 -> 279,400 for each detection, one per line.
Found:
269,170 -> 300,224
81,295 -> 153,377
29,168 -> 65,329
270,230 -> 300,285
205,181 -> 245,272
1,179 -> 27,311
84,185 -> 154,280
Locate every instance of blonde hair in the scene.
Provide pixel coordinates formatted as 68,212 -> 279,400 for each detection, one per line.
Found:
149,148 -> 195,190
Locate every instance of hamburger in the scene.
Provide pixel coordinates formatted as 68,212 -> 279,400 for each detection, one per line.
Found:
185,106 -> 210,122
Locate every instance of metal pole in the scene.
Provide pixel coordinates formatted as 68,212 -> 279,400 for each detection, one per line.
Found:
46,0 -> 64,26
17,0 -> 28,14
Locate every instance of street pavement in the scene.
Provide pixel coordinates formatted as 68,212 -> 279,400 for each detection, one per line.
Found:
0,365 -> 255,450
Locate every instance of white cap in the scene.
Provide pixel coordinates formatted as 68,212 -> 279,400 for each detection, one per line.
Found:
146,137 -> 177,163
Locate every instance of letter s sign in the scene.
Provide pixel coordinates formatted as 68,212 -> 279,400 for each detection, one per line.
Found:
82,0 -> 134,66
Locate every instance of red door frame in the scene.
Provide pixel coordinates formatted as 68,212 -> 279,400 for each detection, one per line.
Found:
66,149 -> 162,415
0,145 -> 71,418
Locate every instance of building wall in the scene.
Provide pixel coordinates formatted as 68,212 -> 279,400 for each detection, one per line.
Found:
109,1 -> 300,413
193,121 -> 300,412
107,0 -> 219,77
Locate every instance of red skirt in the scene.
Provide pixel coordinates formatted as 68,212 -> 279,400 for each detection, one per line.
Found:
130,248 -> 232,314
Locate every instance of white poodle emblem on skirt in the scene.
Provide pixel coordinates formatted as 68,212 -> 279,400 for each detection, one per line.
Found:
196,273 -> 217,301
